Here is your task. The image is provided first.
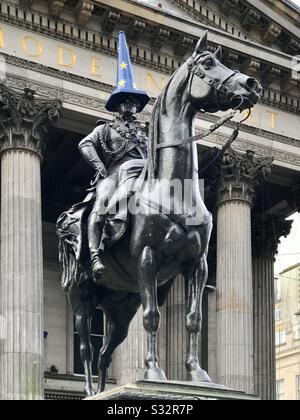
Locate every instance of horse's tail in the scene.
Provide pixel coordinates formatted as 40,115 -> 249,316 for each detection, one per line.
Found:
58,236 -> 81,292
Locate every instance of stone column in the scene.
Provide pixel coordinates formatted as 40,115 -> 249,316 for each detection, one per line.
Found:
216,149 -> 272,395
114,307 -> 147,385
165,277 -> 187,381
0,84 -> 61,400
252,214 -> 292,400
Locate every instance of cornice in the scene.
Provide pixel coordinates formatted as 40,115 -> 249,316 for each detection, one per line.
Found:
0,0 -> 299,92
93,0 -> 300,54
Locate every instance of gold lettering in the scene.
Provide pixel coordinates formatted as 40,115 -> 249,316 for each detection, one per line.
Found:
91,57 -> 102,77
22,35 -> 43,58
267,111 -> 278,129
58,47 -> 77,68
147,73 -> 166,95
0,28 -> 4,49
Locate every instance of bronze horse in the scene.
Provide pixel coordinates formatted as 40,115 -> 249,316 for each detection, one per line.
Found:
59,31 -> 262,396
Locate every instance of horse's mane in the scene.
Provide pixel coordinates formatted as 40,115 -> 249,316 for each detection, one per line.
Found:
147,65 -> 189,184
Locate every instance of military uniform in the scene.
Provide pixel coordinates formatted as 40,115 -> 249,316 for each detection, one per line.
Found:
78,116 -> 148,278
79,116 -> 148,175
76,31 -> 150,279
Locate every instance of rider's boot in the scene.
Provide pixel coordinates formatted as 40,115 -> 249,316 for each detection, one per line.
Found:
88,212 -> 107,281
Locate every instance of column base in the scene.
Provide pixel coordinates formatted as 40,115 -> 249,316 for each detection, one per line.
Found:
86,380 -> 259,400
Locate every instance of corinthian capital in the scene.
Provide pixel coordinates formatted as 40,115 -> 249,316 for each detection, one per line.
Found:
217,148 -> 273,205
252,214 -> 293,259
0,84 -> 61,158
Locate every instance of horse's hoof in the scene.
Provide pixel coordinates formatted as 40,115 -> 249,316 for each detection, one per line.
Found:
145,367 -> 167,381
85,386 -> 96,397
187,368 -> 211,383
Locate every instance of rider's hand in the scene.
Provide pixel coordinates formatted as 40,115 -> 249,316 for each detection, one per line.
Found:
97,166 -> 108,180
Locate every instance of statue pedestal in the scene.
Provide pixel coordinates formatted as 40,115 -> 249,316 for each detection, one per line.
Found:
86,380 -> 259,400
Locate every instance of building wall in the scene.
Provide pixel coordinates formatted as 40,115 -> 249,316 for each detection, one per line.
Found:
43,223 -> 69,374
276,263 -> 300,400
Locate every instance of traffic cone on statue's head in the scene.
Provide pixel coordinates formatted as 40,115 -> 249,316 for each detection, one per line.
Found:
105,32 -> 150,113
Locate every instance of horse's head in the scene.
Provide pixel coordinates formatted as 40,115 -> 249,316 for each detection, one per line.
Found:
187,31 -> 262,113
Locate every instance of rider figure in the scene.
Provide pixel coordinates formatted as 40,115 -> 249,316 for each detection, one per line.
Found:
78,32 -> 150,280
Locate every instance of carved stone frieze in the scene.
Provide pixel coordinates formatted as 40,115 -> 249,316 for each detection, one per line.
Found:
220,0 -> 240,15
20,0 -> 33,8
216,148 -> 273,205
174,36 -> 194,58
76,1 -> 94,27
281,74 -> 298,94
263,23 -> 282,44
48,0 -> 65,17
128,19 -> 147,41
102,10 -> 121,33
284,38 -> 300,55
242,9 -> 261,30
152,28 -> 172,50
262,66 -> 282,85
243,58 -> 261,77
252,213 -> 293,259
0,83 -> 61,158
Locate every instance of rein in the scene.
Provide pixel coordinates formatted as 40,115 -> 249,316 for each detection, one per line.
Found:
156,110 -> 236,150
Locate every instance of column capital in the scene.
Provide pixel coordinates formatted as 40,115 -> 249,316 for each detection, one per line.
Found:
216,148 -> 273,205
252,213 -> 293,260
0,84 -> 61,158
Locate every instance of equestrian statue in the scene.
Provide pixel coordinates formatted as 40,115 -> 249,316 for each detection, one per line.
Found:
57,31 -> 262,396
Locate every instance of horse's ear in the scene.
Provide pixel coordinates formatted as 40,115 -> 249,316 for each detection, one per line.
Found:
194,31 -> 208,56
214,45 -> 223,61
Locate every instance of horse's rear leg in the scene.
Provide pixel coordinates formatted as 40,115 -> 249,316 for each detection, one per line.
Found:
69,286 -> 98,396
138,246 -> 167,381
97,293 -> 141,393
185,222 -> 212,382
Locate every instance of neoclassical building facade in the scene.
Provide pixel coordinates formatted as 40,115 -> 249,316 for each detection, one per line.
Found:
0,0 -> 299,400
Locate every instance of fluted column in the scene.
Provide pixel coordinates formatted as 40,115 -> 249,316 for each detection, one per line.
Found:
252,214 -> 292,400
216,149 -> 272,395
0,84 -> 61,400
114,307 -> 147,385
165,277 -> 187,381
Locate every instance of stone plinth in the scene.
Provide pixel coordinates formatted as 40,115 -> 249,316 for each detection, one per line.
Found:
86,380 -> 259,400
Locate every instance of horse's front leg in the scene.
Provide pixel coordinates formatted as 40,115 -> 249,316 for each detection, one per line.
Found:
138,246 -> 167,381
185,255 -> 211,383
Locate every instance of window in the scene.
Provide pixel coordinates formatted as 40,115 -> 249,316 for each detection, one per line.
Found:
275,308 -> 282,322
276,380 -> 284,400
274,277 -> 281,301
297,376 -> 300,401
275,330 -> 286,346
74,308 -> 106,376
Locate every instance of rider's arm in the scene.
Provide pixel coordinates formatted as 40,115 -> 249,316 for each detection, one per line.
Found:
78,125 -> 107,175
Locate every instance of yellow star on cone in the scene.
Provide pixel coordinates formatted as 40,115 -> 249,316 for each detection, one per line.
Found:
120,62 -> 128,70
118,79 -> 126,87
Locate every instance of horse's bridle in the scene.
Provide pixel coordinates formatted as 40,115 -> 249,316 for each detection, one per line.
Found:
187,56 -> 244,110
154,55 -> 252,156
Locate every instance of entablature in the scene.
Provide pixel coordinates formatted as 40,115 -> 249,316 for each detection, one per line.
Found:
1,0 -> 299,105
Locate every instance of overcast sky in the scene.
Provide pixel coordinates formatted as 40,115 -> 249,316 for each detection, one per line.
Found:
291,0 -> 300,6
275,213 -> 300,275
